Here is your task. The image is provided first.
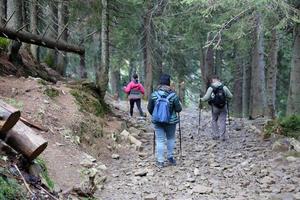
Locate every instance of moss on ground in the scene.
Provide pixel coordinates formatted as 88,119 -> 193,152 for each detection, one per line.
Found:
37,79 -> 48,86
35,158 -> 55,190
263,115 -> 300,140
0,168 -> 26,200
44,87 -> 59,99
70,88 -> 108,117
0,38 -> 9,51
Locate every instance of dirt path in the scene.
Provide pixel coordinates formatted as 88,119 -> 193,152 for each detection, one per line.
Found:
98,105 -> 300,200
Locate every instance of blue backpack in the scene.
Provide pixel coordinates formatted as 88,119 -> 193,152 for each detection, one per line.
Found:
152,91 -> 175,123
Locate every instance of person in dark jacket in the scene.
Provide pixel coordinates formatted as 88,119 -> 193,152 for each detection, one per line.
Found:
124,74 -> 145,117
147,74 -> 182,168
200,75 -> 233,141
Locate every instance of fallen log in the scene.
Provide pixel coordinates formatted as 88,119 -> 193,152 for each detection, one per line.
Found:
5,120 -> 48,160
0,100 -> 21,134
0,26 -> 84,55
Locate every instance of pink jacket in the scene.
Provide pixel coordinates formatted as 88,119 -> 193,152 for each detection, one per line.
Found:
124,81 -> 145,99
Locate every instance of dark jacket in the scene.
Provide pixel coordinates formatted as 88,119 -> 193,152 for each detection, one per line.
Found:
147,85 -> 182,124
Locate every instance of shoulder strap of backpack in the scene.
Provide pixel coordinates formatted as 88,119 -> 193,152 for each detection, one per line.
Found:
154,91 -> 161,100
166,92 -> 176,100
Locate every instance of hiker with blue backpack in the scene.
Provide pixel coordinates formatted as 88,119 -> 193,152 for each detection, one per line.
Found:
147,74 -> 182,168
200,75 -> 233,141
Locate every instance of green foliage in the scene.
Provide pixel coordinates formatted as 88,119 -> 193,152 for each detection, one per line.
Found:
35,158 -> 55,190
0,38 -> 9,51
44,53 -> 55,68
280,115 -> 300,139
263,115 -> 300,139
78,121 -> 103,138
37,79 -> 48,86
3,98 -> 24,110
0,173 -> 26,200
44,87 -> 59,98
70,89 -> 108,117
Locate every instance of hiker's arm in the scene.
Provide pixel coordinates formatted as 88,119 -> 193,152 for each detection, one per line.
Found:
174,96 -> 182,113
224,86 -> 233,99
147,95 -> 154,115
200,87 -> 213,102
124,82 -> 132,94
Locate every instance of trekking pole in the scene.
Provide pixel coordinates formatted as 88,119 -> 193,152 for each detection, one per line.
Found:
197,100 -> 202,134
227,101 -> 231,125
153,131 -> 156,155
178,113 -> 182,157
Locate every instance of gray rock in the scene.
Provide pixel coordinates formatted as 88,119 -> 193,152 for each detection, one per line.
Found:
294,193 -> 300,200
286,156 -> 298,162
80,159 -> 94,168
272,139 -> 290,152
186,177 -> 195,183
112,154 -> 120,159
135,169 -> 148,177
194,168 -> 200,176
259,176 -> 275,185
192,185 -> 213,194
144,194 -> 157,200
287,138 -> 300,152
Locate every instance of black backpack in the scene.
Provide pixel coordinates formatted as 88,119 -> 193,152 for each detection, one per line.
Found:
208,85 -> 226,108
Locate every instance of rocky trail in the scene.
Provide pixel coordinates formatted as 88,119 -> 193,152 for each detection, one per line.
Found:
0,76 -> 299,200
98,104 -> 300,200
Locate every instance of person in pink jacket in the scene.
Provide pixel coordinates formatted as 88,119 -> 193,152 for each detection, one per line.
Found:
124,74 -> 145,117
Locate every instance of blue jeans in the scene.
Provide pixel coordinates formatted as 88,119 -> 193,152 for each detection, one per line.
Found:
154,123 -> 177,163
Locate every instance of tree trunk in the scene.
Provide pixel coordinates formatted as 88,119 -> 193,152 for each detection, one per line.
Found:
178,81 -> 185,105
56,0 -> 69,76
79,54 -> 86,78
243,61 -> 251,118
46,1 -> 58,68
0,0 -> 6,25
215,49 -> 223,77
249,13 -> 266,118
287,23 -> 300,115
143,0 -> 153,99
266,28 -> 279,118
204,32 -> 214,89
5,120 -> 48,160
7,0 -> 23,65
96,0 -> 109,99
110,67 -> 120,99
199,45 -> 206,93
232,47 -> 243,117
30,0 -> 38,61
128,58 -> 136,82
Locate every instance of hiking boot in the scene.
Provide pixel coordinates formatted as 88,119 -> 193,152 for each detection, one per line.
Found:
155,161 -> 164,169
167,157 -> 176,166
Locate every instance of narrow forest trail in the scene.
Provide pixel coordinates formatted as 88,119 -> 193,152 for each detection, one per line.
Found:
98,103 -> 300,200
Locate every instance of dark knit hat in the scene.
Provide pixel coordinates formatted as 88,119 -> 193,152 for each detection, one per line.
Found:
133,74 -> 138,79
159,74 -> 171,86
